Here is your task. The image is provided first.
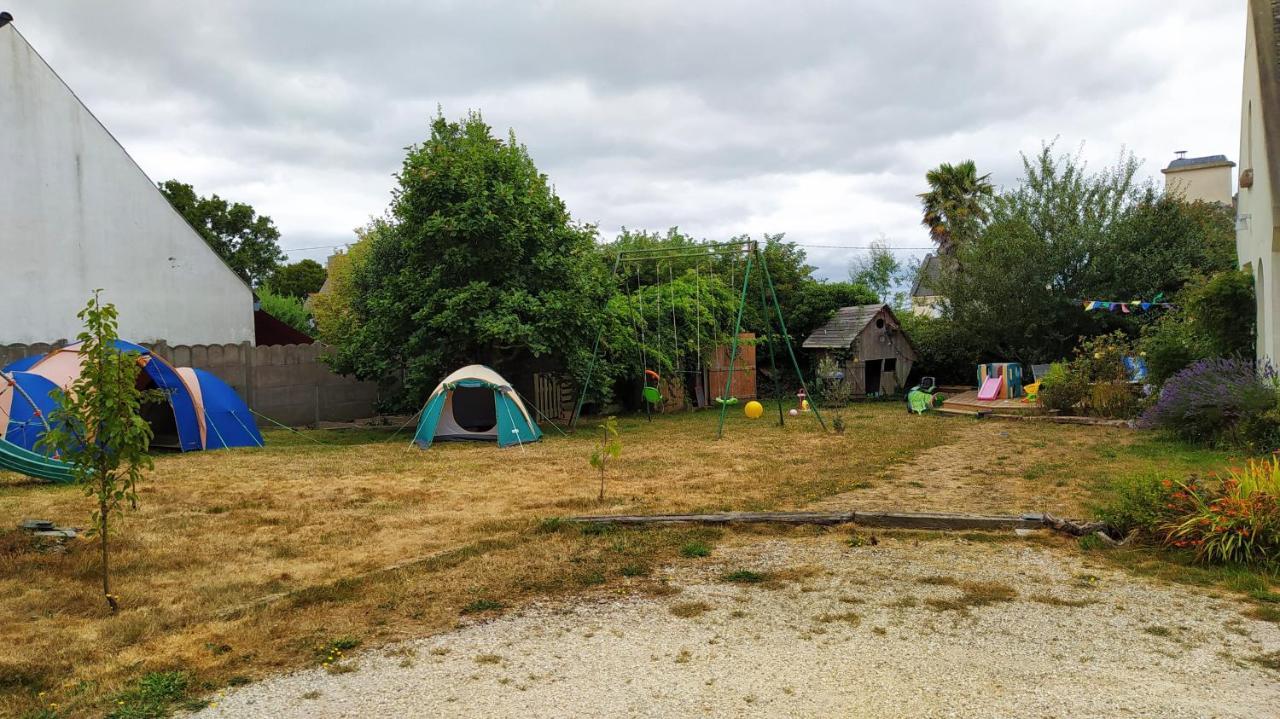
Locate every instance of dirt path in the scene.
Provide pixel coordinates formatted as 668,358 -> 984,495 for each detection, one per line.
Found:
808,419 -> 1128,517
190,535 -> 1279,719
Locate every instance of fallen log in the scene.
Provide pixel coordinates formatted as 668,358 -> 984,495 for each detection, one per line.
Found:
567,510 -> 1044,532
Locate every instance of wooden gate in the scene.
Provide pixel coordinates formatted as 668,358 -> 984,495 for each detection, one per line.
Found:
706,333 -> 756,401
532,373 -> 574,420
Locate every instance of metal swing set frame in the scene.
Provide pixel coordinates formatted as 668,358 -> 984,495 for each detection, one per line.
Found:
571,239 -> 826,438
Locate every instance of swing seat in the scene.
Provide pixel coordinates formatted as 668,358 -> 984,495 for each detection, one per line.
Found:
642,386 -> 663,404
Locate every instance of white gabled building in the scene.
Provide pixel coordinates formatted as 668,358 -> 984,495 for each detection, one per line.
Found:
1238,0 -> 1280,361
0,13 -> 255,346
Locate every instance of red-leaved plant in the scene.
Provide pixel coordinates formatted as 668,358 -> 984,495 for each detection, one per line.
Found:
1163,457 -> 1280,565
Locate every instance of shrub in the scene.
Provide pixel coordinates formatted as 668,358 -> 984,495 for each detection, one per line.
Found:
257,287 -> 314,336
1138,269 -> 1255,386
1073,331 -> 1133,384
1140,314 -> 1201,386
1038,362 -> 1087,413
1186,269 -> 1256,358
1038,332 -> 1143,418
896,314 -> 977,385
1139,358 -> 1280,451
1093,473 -> 1181,539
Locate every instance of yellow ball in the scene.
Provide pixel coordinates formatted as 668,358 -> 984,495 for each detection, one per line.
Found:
744,400 -> 764,419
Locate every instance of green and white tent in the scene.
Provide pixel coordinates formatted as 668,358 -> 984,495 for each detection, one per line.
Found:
413,365 -> 542,448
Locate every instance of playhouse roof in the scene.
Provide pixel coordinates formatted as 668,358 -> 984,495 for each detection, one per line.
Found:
802,304 -> 894,349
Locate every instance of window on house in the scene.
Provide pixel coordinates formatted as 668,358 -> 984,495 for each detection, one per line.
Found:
883,358 -> 896,372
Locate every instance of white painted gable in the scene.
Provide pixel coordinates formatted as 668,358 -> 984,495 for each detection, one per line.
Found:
0,21 -> 255,345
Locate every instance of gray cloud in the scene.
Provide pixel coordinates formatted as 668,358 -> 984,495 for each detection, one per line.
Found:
5,1 -> 1246,278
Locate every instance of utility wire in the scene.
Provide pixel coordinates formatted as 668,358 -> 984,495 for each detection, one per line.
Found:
284,241 -> 937,255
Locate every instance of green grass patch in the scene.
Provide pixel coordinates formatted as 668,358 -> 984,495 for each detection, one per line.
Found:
679,541 -> 712,558
106,672 -> 189,719
722,570 -> 768,584
460,599 -> 505,614
315,636 -> 360,665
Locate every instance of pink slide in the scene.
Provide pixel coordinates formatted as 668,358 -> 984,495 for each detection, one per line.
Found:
976,376 -> 1003,401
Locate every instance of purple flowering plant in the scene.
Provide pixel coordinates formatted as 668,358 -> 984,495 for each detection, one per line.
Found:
1139,358 -> 1280,450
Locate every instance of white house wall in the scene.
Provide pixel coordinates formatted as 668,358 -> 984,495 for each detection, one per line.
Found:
1238,6 -> 1280,361
0,24 -> 254,345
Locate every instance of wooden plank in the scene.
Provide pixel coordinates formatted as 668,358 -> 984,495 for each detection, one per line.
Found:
851,511 -> 1041,531
571,511 -> 855,526
567,510 -> 1045,531
933,406 -> 990,419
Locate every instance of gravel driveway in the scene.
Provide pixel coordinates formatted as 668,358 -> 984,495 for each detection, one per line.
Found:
191,534 -> 1280,718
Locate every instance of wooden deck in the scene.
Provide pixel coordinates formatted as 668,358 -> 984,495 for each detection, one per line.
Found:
940,388 -> 1047,416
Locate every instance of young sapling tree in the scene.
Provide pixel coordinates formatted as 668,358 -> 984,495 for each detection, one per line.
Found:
589,416 -> 621,501
38,292 -> 162,613
817,356 -> 854,433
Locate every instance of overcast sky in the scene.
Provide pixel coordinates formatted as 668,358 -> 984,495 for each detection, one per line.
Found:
5,1 -> 1247,279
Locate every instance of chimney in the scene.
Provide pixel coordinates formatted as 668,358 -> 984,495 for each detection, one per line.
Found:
1175,150 -> 1188,160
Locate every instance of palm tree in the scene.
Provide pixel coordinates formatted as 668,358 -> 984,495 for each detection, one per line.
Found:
918,160 -> 994,255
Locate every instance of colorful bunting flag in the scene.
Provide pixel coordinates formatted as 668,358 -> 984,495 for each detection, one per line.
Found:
1079,297 -> 1173,313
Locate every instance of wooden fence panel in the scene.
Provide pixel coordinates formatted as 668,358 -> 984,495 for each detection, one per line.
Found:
707,333 -> 756,401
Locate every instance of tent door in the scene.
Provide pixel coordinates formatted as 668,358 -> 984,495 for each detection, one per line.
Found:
451,386 -> 497,432
140,399 -> 182,450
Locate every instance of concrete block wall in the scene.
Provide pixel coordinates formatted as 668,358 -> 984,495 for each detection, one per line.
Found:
1,341 -> 378,427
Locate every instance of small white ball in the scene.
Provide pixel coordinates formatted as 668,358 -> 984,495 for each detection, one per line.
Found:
789,408 -> 799,417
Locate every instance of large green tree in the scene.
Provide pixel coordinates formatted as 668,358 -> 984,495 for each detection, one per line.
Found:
934,144 -> 1235,370
919,160 -> 994,255
269,259 -> 327,299
158,180 -> 285,286
333,112 -> 610,407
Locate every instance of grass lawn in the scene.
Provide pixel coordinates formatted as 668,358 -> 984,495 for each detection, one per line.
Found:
0,403 -> 1270,717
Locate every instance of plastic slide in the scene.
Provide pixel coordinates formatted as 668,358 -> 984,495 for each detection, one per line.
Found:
976,376 -> 1003,401
0,436 -> 75,483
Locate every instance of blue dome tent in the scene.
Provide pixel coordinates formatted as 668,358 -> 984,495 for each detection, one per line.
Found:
0,371 -> 60,452
1,341 -> 261,453
176,368 -> 263,449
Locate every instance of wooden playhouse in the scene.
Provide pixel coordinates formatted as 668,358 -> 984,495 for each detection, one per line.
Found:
802,304 -> 917,396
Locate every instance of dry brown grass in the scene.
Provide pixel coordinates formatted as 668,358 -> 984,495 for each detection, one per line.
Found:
669,600 -> 712,618
0,404 -> 1221,717
808,416 -> 1231,517
0,405 -> 955,717
924,580 -> 1019,614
